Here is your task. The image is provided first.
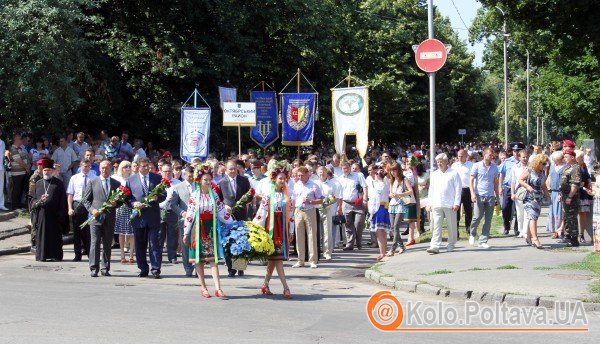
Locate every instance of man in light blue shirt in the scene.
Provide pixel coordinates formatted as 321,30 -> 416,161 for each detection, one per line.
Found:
498,142 -> 524,235
469,148 -> 500,248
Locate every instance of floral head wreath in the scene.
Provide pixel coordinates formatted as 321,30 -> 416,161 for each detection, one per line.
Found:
267,160 -> 292,181
194,162 -> 213,182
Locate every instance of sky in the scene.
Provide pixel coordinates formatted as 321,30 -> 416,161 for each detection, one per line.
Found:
435,0 -> 485,66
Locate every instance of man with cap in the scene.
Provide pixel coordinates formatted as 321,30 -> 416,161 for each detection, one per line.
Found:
559,147 -> 581,246
29,159 -> 69,261
498,142 -> 524,236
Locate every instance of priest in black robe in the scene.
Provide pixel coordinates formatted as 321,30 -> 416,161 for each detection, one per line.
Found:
29,159 -> 69,261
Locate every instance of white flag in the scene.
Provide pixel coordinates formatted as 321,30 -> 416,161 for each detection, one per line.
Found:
331,86 -> 369,159
180,107 -> 211,161
218,86 -> 237,110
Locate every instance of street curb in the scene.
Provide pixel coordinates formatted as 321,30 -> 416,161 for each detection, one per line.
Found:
0,234 -> 73,256
364,266 -> 599,311
0,226 -> 30,241
0,211 -> 19,222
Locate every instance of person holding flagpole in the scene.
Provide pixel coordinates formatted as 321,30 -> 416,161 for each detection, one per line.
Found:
252,161 -> 293,299
182,164 -> 233,299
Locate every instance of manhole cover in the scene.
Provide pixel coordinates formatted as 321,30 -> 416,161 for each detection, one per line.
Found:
23,265 -> 62,271
548,273 -> 593,280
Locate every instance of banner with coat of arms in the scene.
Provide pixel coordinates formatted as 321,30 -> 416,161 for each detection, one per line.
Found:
180,107 -> 211,161
331,86 -> 369,158
280,93 -> 316,146
250,91 -> 279,149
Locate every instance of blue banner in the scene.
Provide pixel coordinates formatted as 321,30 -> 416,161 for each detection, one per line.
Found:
180,107 -> 211,162
281,93 -> 316,146
250,91 -> 279,149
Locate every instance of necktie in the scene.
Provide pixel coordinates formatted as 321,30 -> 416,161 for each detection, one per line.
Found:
142,175 -> 148,195
84,174 -> 88,188
103,179 -> 109,197
231,178 -> 236,197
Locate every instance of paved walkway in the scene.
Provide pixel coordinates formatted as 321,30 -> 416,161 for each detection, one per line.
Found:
369,207 -> 599,307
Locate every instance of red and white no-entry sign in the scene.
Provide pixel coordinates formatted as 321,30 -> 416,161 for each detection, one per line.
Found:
414,39 -> 448,73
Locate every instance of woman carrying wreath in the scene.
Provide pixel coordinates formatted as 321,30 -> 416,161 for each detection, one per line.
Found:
182,164 -> 233,299
252,161 -> 293,299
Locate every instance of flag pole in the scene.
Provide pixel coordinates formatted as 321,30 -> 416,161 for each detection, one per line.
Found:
297,68 -> 301,160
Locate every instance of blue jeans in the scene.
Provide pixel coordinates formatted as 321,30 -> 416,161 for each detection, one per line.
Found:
469,195 -> 496,243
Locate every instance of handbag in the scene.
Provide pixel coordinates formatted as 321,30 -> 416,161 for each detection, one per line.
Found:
514,168 -> 531,201
332,215 -> 346,225
399,180 -> 416,205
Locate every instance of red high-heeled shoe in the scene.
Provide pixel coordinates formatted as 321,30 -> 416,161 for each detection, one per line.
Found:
215,289 -> 228,300
283,289 -> 292,300
406,239 -> 416,247
200,287 -> 211,298
260,284 -> 273,295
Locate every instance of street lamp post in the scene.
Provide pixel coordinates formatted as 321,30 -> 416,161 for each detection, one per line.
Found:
496,6 -> 509,149
526,50 -> 530,145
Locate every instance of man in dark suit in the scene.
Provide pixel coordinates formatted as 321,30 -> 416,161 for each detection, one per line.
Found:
82,160 -> 121,277
126,157 -> 166,278
169,166 -> 195,276
218,159 -> 250,277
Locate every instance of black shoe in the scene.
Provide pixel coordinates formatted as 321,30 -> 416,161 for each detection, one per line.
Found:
151,271 -> 161,279
72,256 -> 82,262
357,246 -> 363,250
101,271 -> 111,277
237,270 -> 244,277
342,246 -> 354,251
90,271 -> 98,277
401,229 -> 409,236
138,272 -> 149,277
503,229 -> 510,235
169,259 -> 178,264
228,269 -> 237,278
514,230 -> 520,237
370,244 -> 379,248
567,239 -> 580,247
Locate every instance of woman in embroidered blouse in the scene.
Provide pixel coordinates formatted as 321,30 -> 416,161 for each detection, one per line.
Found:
253,165 -> 294,299
182,166 -> 233,299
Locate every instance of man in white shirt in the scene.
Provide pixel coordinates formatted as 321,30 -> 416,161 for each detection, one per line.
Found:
52,136 -> 78,184
158,162 -> 181,264
337,161 -> 367,250
316,166 -> 342,260
450,149 -> 473,236
426,153 -> 462,254
0,127 -> 7,211
330,153 -> 343,178
292,166 -> 323,268
66,159 -> 98,261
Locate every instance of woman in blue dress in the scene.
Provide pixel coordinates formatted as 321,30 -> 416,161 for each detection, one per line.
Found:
519,154 -> 549,249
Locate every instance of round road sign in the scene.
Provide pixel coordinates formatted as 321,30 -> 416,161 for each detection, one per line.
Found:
415,39 -> 448,73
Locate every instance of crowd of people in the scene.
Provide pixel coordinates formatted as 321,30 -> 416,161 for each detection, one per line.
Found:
1,126 -> 599,299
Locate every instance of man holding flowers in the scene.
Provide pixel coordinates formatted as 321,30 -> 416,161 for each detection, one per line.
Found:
126,157 -> 166,278
81,160 -> 124,277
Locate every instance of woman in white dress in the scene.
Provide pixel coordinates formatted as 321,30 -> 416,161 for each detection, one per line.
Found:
367,165 -> 391,261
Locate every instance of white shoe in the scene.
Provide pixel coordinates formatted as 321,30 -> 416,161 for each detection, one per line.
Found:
478,243 -> 491,249
426,247 -> 439,254
0,206 -> 8,211
309,263 -> 318,269
323,254 -> 332,260
469,236 -> 475,246
446,245 -> 455,252
292,262 -> 305,268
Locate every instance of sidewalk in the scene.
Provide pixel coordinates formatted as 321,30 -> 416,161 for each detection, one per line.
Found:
366,207 -> 600,310
0,214 -> 32,253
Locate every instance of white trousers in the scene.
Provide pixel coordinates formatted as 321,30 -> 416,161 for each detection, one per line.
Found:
0,170 -> 5,208
514,199 -> 527,235
430,207 -> 458,249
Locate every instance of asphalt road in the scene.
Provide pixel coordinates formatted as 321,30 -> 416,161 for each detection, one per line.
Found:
0,247 -> 598,343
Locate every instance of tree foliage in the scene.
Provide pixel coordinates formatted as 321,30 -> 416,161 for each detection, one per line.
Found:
0,0 -> 497,151
470,0 -> 600,142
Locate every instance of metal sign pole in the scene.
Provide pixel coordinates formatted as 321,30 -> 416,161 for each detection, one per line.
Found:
428,0 -> 435,171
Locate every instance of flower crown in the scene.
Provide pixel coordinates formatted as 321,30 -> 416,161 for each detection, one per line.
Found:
194,162 -> 213,182
267,160 -> 292,181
